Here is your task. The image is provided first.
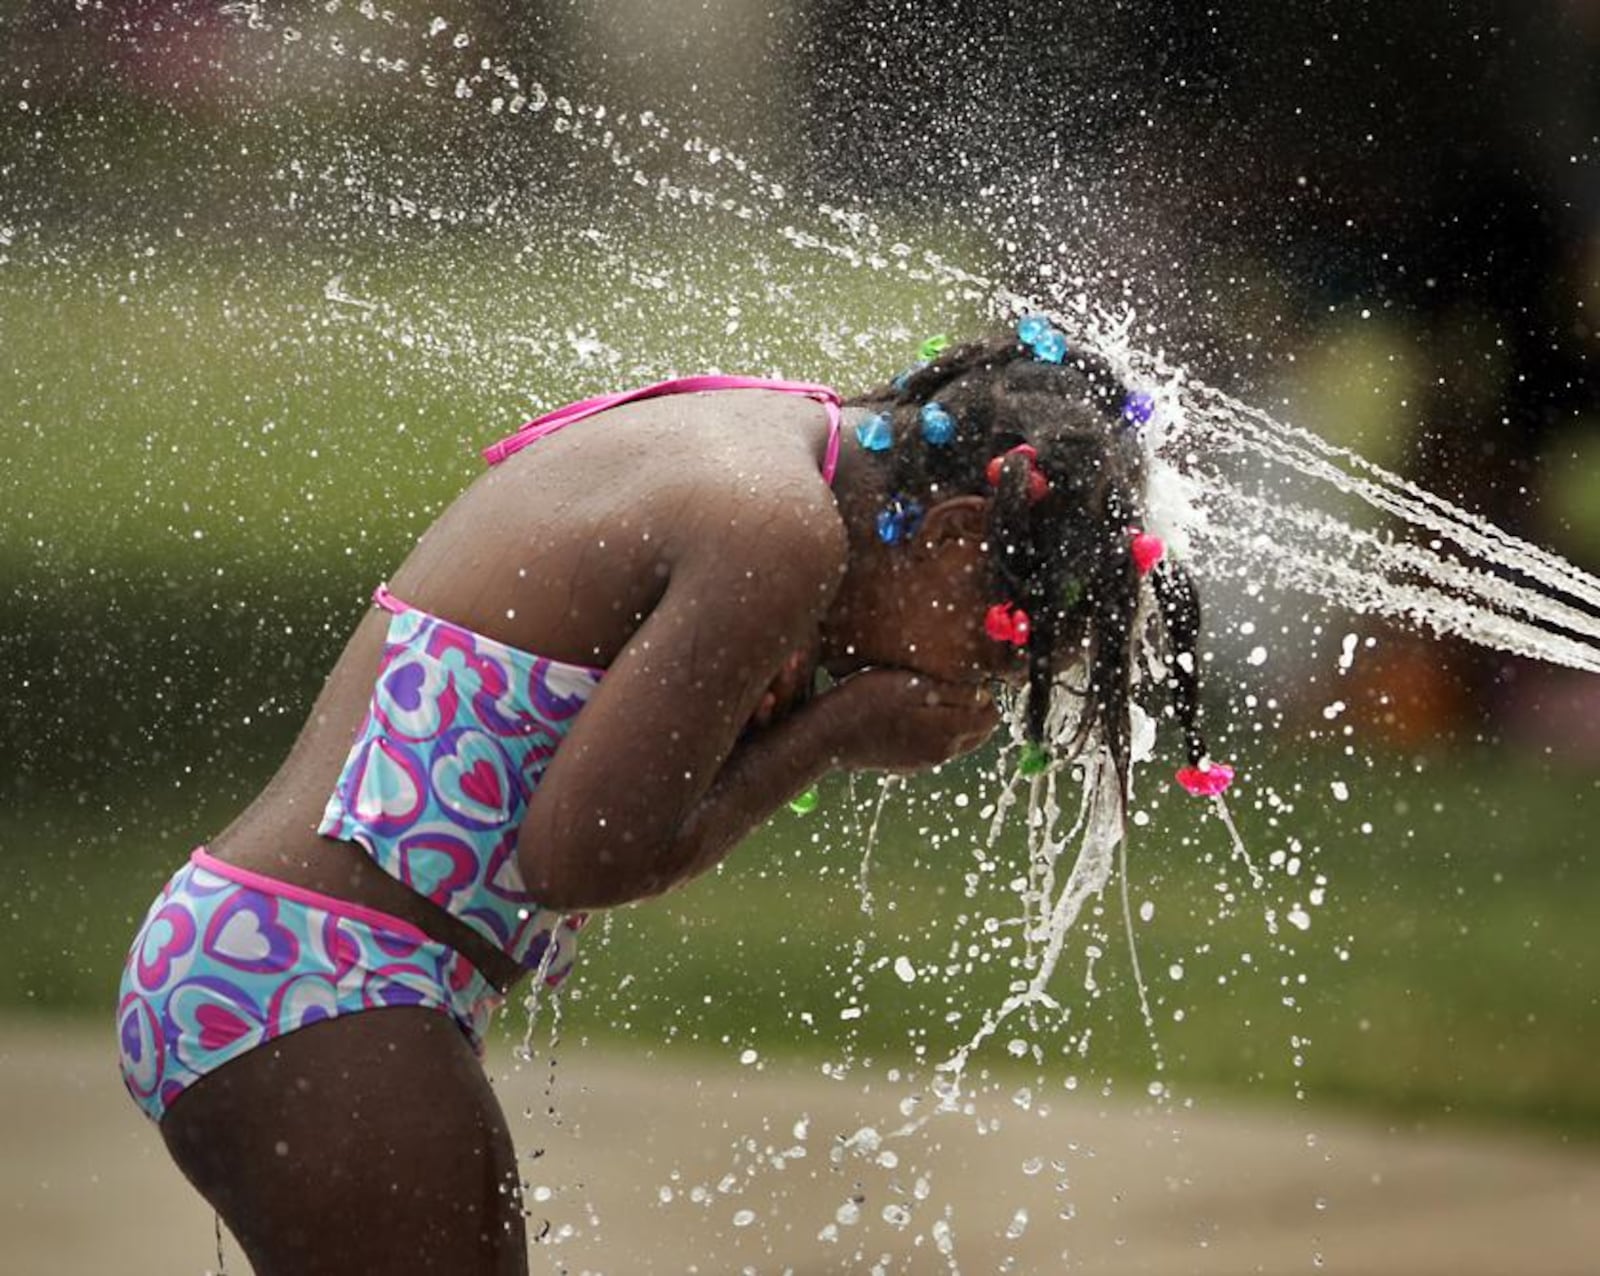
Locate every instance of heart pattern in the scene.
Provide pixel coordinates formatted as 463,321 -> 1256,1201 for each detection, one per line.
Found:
134,903 -> 197,991
375,653 -> 455,741
316,604 -> 598,967
116,994 -> 164,1100
167,979 -> 264,1065
431,729 -> 514,828
116,855 -> 503,1124
396,827 -> 481,907
534,659 -> 603,724
267,972 -> 342,1036
347,735 -> 427,831
205,891 -> 300,973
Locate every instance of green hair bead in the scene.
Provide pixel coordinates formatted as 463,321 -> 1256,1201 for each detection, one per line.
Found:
1017,741 -> 1051,777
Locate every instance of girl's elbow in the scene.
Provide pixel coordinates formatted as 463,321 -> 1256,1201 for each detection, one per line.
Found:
517,831 -> 671,911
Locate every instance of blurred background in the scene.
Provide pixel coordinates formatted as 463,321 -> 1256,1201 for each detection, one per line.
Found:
1,0 -> 1597,1270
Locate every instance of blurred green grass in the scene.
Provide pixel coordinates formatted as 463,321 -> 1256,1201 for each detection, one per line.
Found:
4,748 -> 1596,1141
569,748 -> 1600,1138
3,236 -> 1596,1144
2,221 -> 983,793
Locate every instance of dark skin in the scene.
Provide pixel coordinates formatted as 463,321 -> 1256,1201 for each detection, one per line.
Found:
160,388 -> 1011,1274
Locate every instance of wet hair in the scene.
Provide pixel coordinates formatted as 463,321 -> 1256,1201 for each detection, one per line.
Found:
846,330 -> 1213,792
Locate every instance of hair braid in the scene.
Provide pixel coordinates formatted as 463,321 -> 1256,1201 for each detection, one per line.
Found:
845,329 -> 1201,792
1149,561 -> 1210,767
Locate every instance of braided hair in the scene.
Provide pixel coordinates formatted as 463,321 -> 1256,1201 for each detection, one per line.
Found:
846,330 -> 1213,794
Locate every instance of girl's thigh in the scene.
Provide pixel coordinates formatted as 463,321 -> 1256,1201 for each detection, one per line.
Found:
161,1007 -> 527,1276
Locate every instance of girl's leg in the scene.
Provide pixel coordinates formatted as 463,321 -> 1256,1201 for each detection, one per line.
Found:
161,1007 -> 527,1276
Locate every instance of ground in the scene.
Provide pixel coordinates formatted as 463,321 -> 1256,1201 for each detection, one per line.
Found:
6,1014 -> 1597,1274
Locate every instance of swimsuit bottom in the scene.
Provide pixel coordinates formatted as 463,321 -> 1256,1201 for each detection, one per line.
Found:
116,848 -> 502,1124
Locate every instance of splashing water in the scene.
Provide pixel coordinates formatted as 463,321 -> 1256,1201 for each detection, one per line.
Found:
9,3 -> 1599,1269
14,5 -> 1598,679
181,4 -> 1600,684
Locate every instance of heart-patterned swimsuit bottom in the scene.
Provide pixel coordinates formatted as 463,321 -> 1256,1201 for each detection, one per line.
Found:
116,848 -> 501,1123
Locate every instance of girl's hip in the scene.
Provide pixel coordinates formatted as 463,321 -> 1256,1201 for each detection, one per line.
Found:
116,848 -> 502,1123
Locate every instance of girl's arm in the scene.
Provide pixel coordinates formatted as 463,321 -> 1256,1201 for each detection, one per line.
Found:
516,518 -> 996,909
644,667 -> 997,905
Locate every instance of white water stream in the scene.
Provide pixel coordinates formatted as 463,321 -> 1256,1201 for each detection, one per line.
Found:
8,4 -> 1596,1269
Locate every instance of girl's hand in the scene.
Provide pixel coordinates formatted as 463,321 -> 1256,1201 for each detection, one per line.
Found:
819,669 -> 1000,773
749,645 -> 818,729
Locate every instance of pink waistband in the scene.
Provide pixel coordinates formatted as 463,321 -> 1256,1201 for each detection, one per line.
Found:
190,848 -> 435,945
482,375 -> 843,482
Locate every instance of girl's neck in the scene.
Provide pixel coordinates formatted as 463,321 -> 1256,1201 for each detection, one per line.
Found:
817,416 -> 903,675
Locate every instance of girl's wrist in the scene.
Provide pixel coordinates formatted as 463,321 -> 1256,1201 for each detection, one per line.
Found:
786,682 -> 865,772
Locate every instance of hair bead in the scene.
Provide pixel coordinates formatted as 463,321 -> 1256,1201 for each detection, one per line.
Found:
1122,390 -> 1156,425
919,402 -> 956,445
855,412 -> 893,452
876,494 -> 924,545
1129,529 -> 1166,576
854,328 -> 1220,796
1018,313 -> 1068,363
984,602 -> 1031,647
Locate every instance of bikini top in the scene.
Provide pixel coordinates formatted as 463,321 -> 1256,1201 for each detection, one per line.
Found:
318,377 -> 844,974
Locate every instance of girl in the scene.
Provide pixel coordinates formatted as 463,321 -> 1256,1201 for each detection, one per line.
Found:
116,319 -> 1223,1273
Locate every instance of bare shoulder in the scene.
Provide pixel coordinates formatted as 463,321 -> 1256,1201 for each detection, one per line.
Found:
396,384 -> 848,664
676,466 -> 848,629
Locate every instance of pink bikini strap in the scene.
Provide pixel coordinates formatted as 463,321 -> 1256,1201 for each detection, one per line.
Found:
373,584 -> 410,614
482,375 -> 843,483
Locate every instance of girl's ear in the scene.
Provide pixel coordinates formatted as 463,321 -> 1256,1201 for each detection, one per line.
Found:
918,494 -> 988,550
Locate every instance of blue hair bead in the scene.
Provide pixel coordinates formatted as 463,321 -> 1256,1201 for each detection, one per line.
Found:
919,401 -> 956,445
1017,314 -> 1053,345
855,412 -> 893,452
1018,313 -> 1068,363
876,495 -> 924,545
1031,329 -> 1067,363
1122,389 -> 1156,425
891,363 -> 926,392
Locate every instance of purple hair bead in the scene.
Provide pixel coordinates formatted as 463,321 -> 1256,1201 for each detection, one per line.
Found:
1122,390 -> 1156,425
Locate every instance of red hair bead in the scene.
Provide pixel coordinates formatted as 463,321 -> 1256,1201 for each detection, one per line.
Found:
984,602 -> 1031,647
1175,761 -> 1234,797
984,444 -> 1049,504
1129,529 -> 1166,577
